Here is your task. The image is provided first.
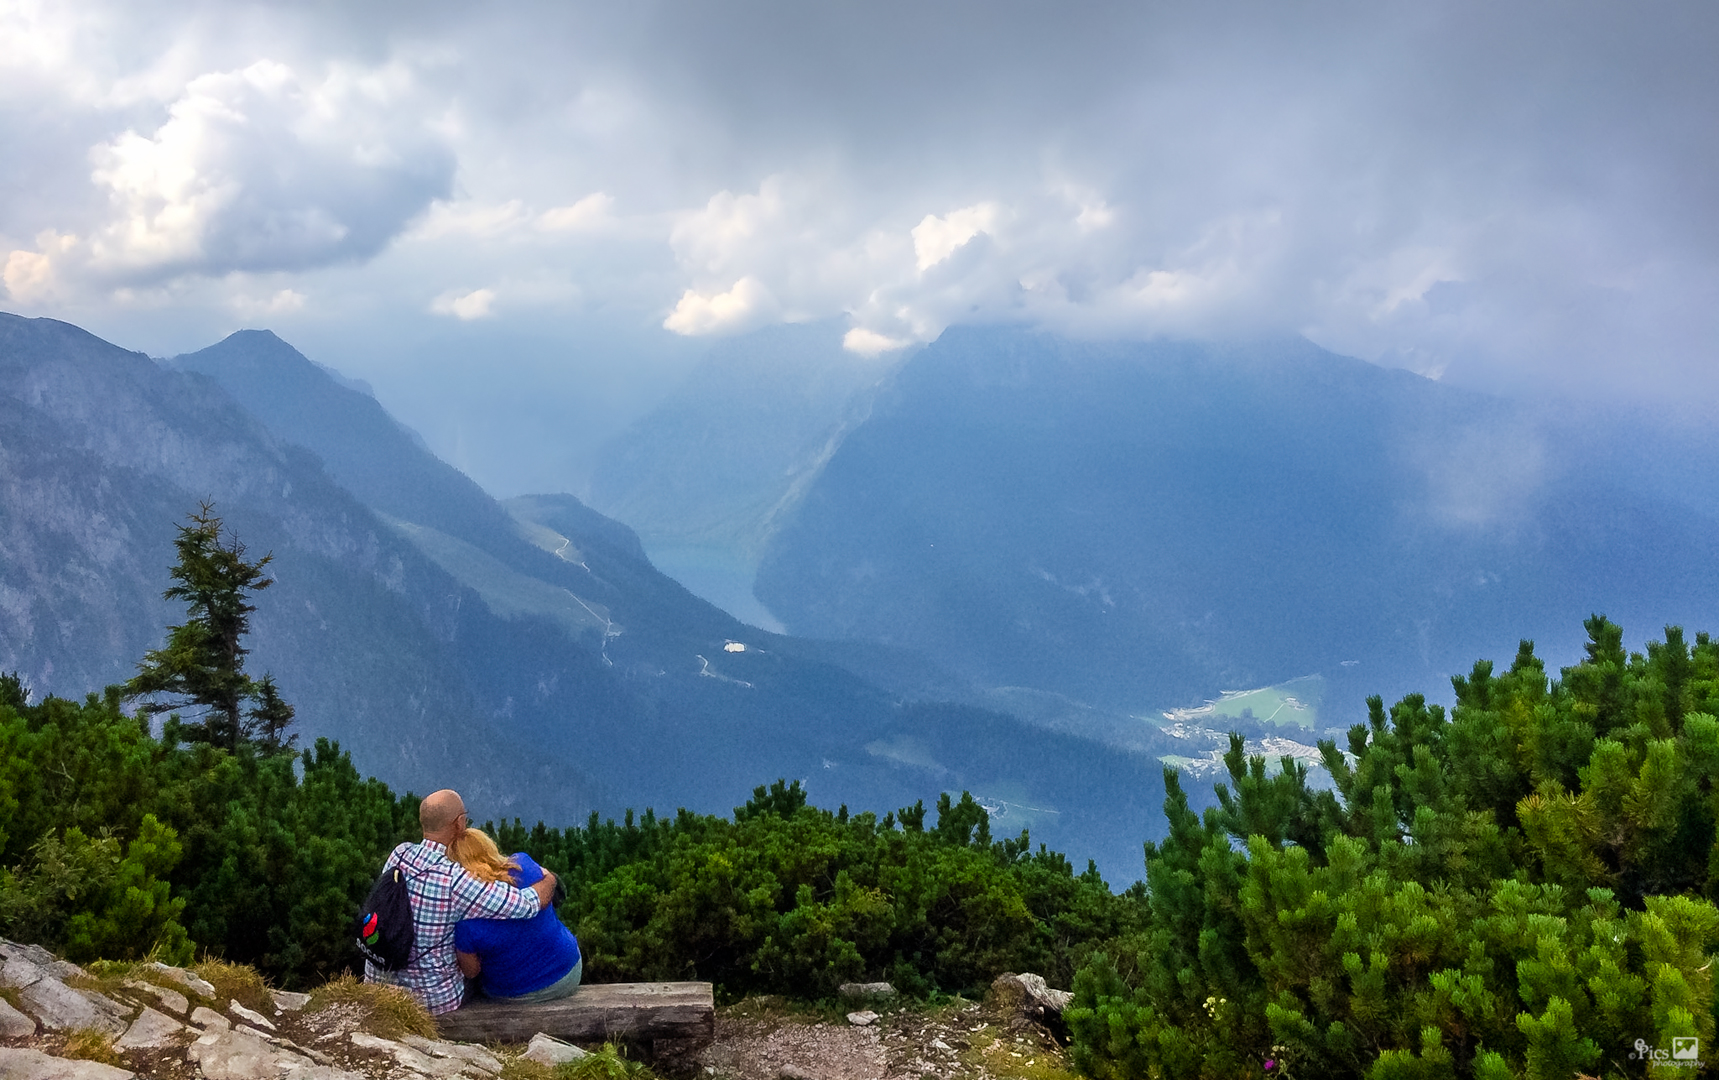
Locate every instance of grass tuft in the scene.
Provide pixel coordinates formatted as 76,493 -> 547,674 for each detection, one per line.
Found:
558,1043 -> 659,1080
192,958 -> 271,1013
84,960 -> 140,981
496,1055 -> 557,1080
60,1028 -> 123,1066
65,963 -> 140,1001
493,1042 -> 659,1080
308,973 -> 437,1040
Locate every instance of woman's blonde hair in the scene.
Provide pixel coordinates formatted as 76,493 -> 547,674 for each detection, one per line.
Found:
449,827 -> 520,884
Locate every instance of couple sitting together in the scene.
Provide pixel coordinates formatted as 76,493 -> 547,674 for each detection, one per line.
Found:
364,789 -> 581,1014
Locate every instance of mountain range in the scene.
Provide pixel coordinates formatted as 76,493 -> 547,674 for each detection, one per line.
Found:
0,313 -> 1177,880
588,324 -> 1719,747
751,328 -> 1719,718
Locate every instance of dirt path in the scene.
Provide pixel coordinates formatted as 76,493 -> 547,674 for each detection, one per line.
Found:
688,997 -> 1077,1080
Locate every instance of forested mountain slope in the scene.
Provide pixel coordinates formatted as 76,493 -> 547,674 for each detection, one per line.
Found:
0,313 -> 574,818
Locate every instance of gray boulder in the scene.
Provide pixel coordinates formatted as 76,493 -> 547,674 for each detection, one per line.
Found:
523,1033 -> 587,1065
349,1031 -> 467,1076
229,999 -> 277,1031
0,941 -> 83,982
115,1005 -> 186,1051
18,976 -> 128,1035
191,1005 -> 232,1030
0,997 -> 34,1037
0,1046 -> 134,1079
187,1027 -> 314,1080
398,1033 -> 502,1074
147,962 -> 216,999
124,979 -> 189,1016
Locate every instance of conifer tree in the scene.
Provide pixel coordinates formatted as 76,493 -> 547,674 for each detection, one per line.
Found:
247,674 -> 297,753
126,502 -> 291,750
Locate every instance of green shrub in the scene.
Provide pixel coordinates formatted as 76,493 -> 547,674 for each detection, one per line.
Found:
1067,618 -> 1719,1079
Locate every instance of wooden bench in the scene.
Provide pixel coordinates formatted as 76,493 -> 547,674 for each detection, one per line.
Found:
436,982 -> 715,1045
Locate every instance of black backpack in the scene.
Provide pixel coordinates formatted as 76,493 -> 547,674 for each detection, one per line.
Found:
354,865 -> 415,971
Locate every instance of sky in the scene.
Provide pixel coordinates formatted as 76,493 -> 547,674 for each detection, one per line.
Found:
2,1 -> 1716,496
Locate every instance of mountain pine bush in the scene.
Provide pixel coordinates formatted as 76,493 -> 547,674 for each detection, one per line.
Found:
1066,617 -> 1719,1080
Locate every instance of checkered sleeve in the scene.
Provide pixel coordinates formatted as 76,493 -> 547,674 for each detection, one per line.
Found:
453,866 -> 540,920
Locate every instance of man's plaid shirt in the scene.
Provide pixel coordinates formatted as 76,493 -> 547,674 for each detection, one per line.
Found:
363,839 -> 540,1014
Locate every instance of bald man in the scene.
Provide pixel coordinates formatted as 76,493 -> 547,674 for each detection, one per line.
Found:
364,789 -> 558,1014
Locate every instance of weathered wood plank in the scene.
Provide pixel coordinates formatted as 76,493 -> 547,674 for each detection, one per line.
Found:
436,982 -> 715,1044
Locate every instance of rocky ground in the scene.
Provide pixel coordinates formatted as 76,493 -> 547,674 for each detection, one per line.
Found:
691,987 -> 1078,1080
0,939 -> 1079,1080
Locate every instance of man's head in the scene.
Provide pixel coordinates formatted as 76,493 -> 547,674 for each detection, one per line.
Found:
420,789 -> 469,846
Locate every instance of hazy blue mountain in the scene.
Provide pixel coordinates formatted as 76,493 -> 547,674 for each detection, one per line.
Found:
0,313 -> 594,822
131,322 -> 1184,877
587,320 -> 899,629
755,327 -> 1719,722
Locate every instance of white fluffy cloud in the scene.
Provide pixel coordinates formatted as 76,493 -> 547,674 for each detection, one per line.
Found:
3,50 -> 453,300
663,276 -> 774,335
912,203 -> 1001,272
432,287 -> 497,320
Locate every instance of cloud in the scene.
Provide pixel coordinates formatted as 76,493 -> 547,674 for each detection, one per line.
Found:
432,287 -> 497,320
538,193 -> 617,233
2,0 -> 1718,494
410,200 -> 532,242
2,231 -> 78,303
229,287 -> 306,317
663,276 -> 773,336
912,203 -> 1001,271
842,327 -> 912,356
5,54 -> 454,293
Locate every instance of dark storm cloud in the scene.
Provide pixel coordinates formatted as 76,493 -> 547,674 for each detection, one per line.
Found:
1,1 -> 1715,491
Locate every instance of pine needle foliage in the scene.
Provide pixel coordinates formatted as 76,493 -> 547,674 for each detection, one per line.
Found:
125,502 -> 293,751
1066,617 -> 1719,1080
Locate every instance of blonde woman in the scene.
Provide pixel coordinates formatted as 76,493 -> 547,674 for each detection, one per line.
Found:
448,828 -> 582,1002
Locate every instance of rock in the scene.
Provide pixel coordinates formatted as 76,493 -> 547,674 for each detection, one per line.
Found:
0,942 -> 83,982
990,972 -> 1073,1020
0,957 -> 41,990
271,990 -> 311,1012
350,1031 -> 465,1076
846,1010 -> 879,1027
523,1033 -> 587,1065
0,1046 -> 135,1079
0,997 -> 34,1037
188,1027 -> 314,1080
230,999 -> 278,1031
837,981 -> 896,1000
280,1068 -> 367,1080
123,980 -> 189,1016
17,977 -> 127,1035
1016,973 -> 1072,1013
115,1005 -> 186,1050
931,1039 -> 953,1052
0,942 -> 55,968
192,1005 -> 233,1030
779,1065 -> 818,1080
147,962 -> 217,999
399,1034 -> 502,1074
273,1037 -> 333,1066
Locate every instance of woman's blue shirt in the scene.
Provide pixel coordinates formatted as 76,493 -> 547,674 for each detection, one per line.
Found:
453,853 -> 580,998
